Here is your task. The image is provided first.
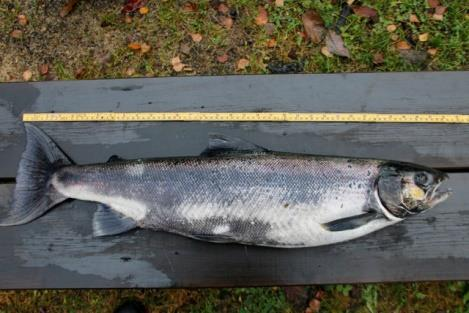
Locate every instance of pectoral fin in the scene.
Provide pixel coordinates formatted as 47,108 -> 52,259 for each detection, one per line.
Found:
92,204 -> 137,237
322,211 -> 384,232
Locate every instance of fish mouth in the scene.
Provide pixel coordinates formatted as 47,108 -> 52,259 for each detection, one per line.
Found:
426,180 -> 452,208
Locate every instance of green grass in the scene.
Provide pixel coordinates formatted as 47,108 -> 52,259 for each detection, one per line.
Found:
0,0 -> 468,311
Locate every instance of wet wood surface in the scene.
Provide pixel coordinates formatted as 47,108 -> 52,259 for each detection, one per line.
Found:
0,72 -> 468,288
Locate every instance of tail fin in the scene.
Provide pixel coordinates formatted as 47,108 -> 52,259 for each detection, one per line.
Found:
0,124 -> 72,226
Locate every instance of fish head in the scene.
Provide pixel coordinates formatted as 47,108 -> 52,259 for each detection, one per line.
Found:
377,162 -> 451,218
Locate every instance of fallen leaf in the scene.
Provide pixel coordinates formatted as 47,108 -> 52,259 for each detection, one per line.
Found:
22,69 -> 32,81
190,33 -> 203,43
418,33 -> 429,42
216,53 -> 229,63
122,0 -> 147,14
74,67 -> 86,79
60,0 -> 79,17
353,6 -> 378,20
428,0 -> 439,8
38,64 -> 49,75
302,10 -> 326,44
409,14 -> 420,23
432,13 -> 444,21
373,52 -> 384,64
390,34 -> 399,41
236,58 -> 249,70
399,50 -> 427,64
347,0 -> 355,5
128,42 -> 142,50
255,6 -> 269,25
435,6 -> 446,14
141,43 -> 151,53
218,15 -> 233,29
325,30 -> 350,57
171,56 -> 186,72
217,3 -> 230,14
266,38 -> 276,48
275,0 -> 284,7
139,6 -> 149,15
308,298 -> 321,313
321,46 -> 333,57
124,15 -> 132,23
125,67 -> 136,76
395,40 -> 411,50
427,48 -> 438,56
17,14 -> 28,26
10,29 -> 23,39
182,2 -> 197,12
386,24 -> 397,32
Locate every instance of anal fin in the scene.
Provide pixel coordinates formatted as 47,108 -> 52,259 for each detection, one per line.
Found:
322,211 -> 383,232
92,204 -> 137,237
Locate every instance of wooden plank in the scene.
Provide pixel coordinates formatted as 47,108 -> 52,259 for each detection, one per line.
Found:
0,173 -> 467,289
0,72 -> 469,179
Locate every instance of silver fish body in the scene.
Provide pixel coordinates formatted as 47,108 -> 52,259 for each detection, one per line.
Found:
1,125 -> 451,248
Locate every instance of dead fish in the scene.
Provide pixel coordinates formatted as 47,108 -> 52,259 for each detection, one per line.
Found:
0,124 -> 451,248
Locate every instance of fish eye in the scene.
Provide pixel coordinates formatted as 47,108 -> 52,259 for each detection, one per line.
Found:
414,172 -> 432,187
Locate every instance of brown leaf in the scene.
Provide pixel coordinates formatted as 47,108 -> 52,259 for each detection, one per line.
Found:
373,52 -> 384,64
60,0 -> 79,17
190,33 -> 203,43
124,15 -> 132,23
125,67 -> 136,76
399,50 -> 427,64
171,56 -> 186,72
325,30 -> 350,57
10,29 -> 23,39
409,14 -> 420,23
275,0 -> 284,7
182,2 -> 198,12
418,33 -> 429,42
302,10 -> 325,44
22,69 -> 32,81
308,299 -> 321,313
353,6 -> 378,19
140,43 -> 151,53
237,58 -> 249,70
17,14 -> 28,26
427,48 -> 438,56
283,287 -> 309,311
266,38 -> 277,48
255,6 -> 269,25
320,46 -> 333,57
218,15 -> 233,29
38,64 -> 49,75
139,6 -> 149,15
432,13 -> 444,21
128,42 -> 142,50
428,0 -> 439,8
217,3 -> 230,14
216,53 -> 229,63
74,67 -> 86,79
435,6 -> 447,14
386,24 -> 397,32
395,40 -> 411,50
122,0 -> 147,14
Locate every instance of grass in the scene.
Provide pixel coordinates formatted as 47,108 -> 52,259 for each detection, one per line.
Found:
0,0 -> 468,312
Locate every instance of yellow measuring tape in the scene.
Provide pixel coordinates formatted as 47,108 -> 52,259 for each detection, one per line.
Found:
22,112 -> 469,123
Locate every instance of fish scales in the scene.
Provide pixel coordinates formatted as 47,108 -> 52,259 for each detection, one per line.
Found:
53,155 -> 383,247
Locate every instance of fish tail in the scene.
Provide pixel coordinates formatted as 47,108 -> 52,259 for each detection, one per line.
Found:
0,124 -> 73,226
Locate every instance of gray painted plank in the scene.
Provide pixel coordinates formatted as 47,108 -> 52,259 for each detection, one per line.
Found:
1,72 -> 469,178
0,173 -> 466,289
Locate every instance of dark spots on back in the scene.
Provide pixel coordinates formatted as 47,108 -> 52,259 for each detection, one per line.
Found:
348,164 -> 352,169
349,183 -> 352,188
284,203 -> 289,208
367,170 -> 371,176
358,184 -> 362,189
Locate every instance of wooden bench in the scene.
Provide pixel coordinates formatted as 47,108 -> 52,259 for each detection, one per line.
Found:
0,72 -> 468,289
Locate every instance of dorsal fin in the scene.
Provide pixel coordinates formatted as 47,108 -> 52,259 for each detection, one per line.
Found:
201,134 -> 268,156
107,155 -> 125,163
